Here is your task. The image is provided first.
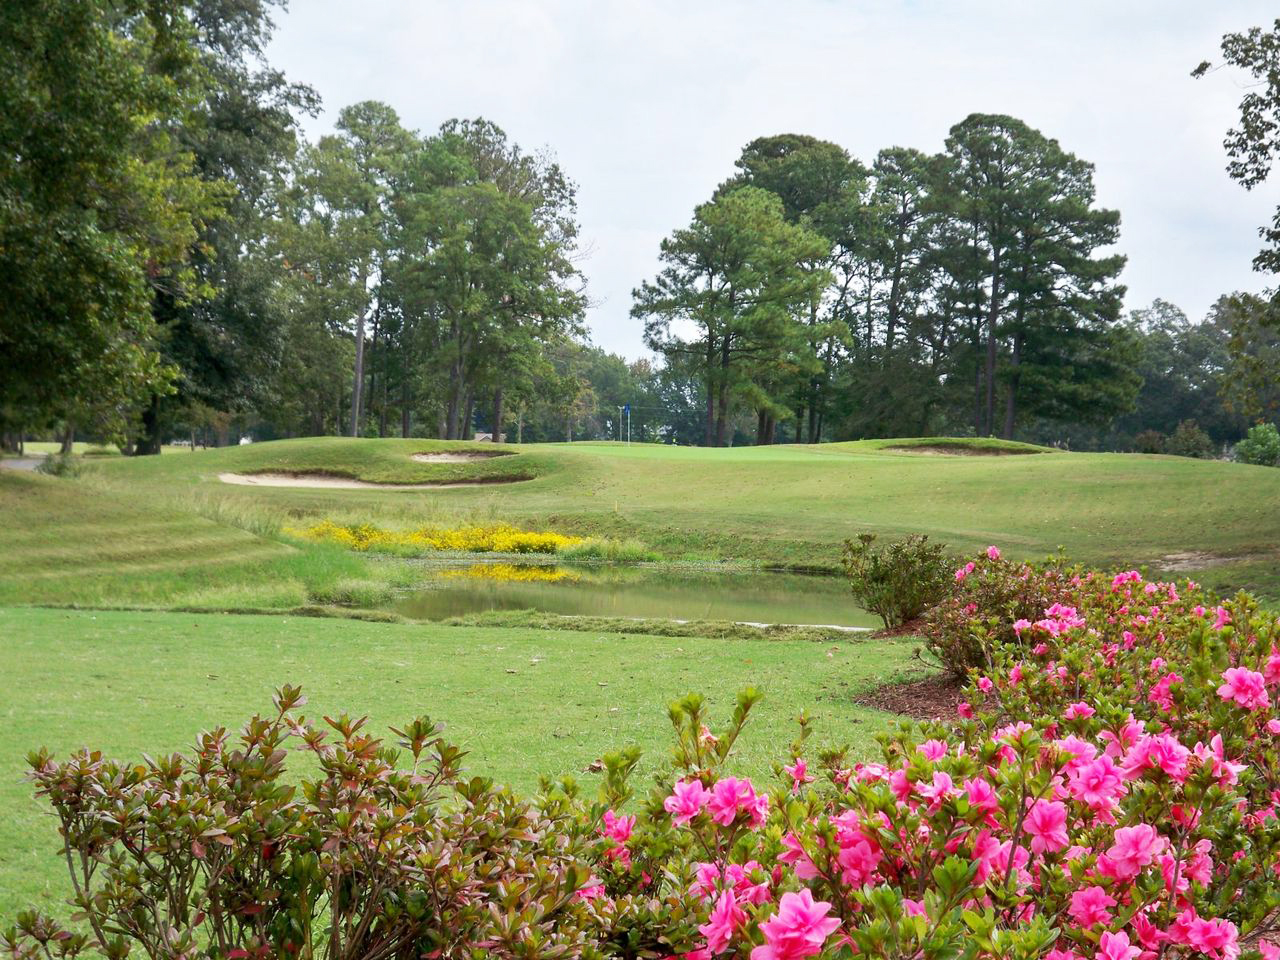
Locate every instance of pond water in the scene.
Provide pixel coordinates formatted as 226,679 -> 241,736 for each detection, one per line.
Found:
392,562 -> 878,628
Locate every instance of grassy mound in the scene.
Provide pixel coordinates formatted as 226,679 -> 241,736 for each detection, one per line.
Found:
874,437 -> 1051,455
90,436 -> 542,486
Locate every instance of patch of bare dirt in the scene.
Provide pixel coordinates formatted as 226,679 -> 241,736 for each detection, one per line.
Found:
855,673 -> 967,722
411,451 -> 513,463
1154,551 -> 1236,572
869,617 -> 928,638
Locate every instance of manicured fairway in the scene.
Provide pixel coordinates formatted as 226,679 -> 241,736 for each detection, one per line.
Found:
79,437 -> 1280,596
0,607 -> 917,917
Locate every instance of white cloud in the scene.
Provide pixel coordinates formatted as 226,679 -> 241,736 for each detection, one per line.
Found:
269,0 -> 1280,355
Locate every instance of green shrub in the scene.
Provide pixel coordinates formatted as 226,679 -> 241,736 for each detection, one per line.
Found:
840,532 -> 952,629
34,453 -> 80,477
1166,418 -> 1215,458
1133,428 -> 1165,454
1236,421 -> 1280,466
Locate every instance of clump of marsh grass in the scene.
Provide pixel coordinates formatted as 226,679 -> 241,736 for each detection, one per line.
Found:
559,538 -> 660,564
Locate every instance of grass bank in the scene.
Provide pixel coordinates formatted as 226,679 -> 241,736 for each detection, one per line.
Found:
0,606 -> 918,916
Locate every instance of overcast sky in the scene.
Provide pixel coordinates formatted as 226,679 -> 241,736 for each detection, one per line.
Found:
267,1 -> 1280,359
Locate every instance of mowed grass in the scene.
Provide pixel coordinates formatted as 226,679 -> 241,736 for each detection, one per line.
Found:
73,436 -> 1280,597
0,606 -> 917,917
0,470 -> 412,609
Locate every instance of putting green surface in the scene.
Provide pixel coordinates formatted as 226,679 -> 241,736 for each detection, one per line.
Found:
0,606 -> 916,917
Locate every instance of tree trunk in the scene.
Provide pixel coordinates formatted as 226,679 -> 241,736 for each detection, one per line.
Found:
973,353 -> 983,437
756,409 -> 768,445
445,361 -> 464,440
984,253 -> 1001,437
349,301 -> 367,438
1003,332 -> 1023,440
60,423 -> 75,455
135,395 -> 163,455
462,392 -> 475,440
517,408 -> 524,444
492,386 -> 504,443
400,378 -> 411,438
715,332 -> 732,447
703,340 -> 716,447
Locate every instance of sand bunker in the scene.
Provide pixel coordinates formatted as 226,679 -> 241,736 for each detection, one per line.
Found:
411,451 -> 512,463
219,472 -> 494,490
884,444 -> 1041,456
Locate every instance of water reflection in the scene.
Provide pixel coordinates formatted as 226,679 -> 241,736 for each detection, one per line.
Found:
394,562 -> 877,628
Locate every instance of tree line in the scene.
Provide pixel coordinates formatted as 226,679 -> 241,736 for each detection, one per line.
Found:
4,3 -> 1279,453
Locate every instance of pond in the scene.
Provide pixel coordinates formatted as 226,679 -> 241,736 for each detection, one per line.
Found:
392,562 -> 879,629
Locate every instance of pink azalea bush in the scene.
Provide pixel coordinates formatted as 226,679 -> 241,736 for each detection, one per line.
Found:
573,553 -> 1280,959
9,550 -> 1280,960
924,547 -> 1072,678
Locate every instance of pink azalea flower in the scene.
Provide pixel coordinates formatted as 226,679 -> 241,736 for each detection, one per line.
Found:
1064,701 -> 1096,720
1122,732 -> 1191,782
707,777 -> 767,828
783,758 -> 814,793
699,889 -> 746,954
725,861 -> 771,905
664,779 -> 711,825
1068,755 -> 1127,811
1169,908 -> 1239,959
919,771 -> 955,811
691,862 -> 721,899
1068,885 -> 1116,926
918,738 -> 948,761
1024,798 -> 1069,854
1193,734 -> 1247,786
889,768 -> 913,803
1217,667 -> 1270,710
750,889 -> 841,960
986,545 -> 1001,560
1102,823 -> 1166,881
777,832 -> 818,880
965,777 -> 999,816
977,676 -> 994,693
1213,606 -> 1232,630
1096,930 -> 1141,960
602,809 -> 635,844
